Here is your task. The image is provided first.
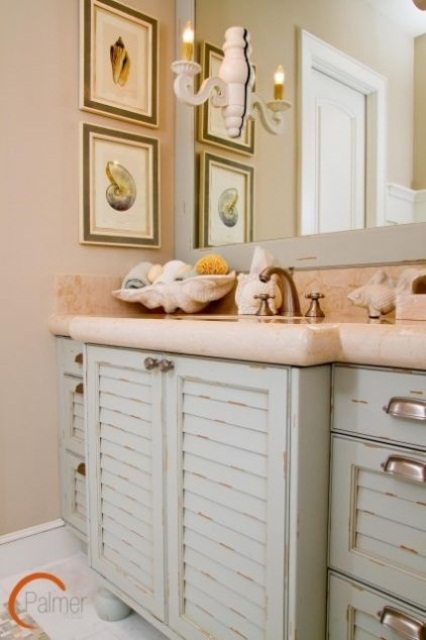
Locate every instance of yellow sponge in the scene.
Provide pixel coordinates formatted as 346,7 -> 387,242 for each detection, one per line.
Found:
195,254 -> 229,275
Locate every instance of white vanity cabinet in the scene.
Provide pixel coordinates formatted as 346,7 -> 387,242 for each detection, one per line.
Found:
328,364 -> 426,639
56,337 -> 87,540
85,344 -> 331,640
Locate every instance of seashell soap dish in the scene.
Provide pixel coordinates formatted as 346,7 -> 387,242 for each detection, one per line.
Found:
113,256 -> 236,314
113,273 -> 236,314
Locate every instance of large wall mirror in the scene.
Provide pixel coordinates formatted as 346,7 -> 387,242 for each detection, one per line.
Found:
174,0 -> 426,270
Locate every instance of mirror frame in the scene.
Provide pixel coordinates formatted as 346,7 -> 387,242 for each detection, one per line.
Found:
174,0 -> 426,271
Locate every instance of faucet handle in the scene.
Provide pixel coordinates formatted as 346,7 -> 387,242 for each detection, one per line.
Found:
254,293 -> 275,316
304,291 -> 325,318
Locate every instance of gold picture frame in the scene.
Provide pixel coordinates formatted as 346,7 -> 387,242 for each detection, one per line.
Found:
198,42 -> 255,155
81,123 -> 160,247
200,151 -> 254,247
80,0 -> 158,126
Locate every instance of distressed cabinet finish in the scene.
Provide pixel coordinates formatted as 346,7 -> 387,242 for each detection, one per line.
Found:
328,364 -> 426,638
57,337 -> 87,540
85,345 -> 331,640
86,346 -> 166,622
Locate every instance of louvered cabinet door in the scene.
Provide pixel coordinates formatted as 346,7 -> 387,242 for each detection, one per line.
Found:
166,356 -> 289,640
329,434 -> 426,610
86,346 -> 165,621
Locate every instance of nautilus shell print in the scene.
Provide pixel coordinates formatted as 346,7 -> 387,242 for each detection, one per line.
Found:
105,161 -> 136,211
218,188 -> 239,227
110,37 -> 130,86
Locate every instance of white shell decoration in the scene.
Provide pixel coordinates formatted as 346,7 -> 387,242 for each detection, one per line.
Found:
235,273 -> 283,315
347,269 -> 395,318
113,272 -> 237,314
106,161 -> 136,211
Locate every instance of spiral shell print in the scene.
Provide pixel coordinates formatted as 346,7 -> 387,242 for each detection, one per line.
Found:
105,161 -> 136,211
218,188 -> 239,227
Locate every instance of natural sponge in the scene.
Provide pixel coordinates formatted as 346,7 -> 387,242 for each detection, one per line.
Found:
195,254 -> 229,275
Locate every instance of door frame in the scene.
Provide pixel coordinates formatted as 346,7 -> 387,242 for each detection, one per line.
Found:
298,29 -> 387,235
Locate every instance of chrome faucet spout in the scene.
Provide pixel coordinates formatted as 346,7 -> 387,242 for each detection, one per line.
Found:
259,266 -> 301,316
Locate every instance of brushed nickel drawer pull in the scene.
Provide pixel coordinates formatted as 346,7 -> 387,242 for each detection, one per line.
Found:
75,382 -> 84,394
158,358 -> 174,373
383,397 -> 426,421
381,455 -> 426,483
378,606 -> 426,639
74,353 -> 83,365
77,462 -> 86,477
144,357 -> 159,370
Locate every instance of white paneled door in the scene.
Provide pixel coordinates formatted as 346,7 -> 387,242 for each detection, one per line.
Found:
311,69 -> 366,234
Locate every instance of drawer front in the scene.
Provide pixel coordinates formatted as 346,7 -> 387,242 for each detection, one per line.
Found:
333,365 -> 426,448
61,375 -> 85,455
58,338 -> 84,377
62,450 -> 87,539
329,435 -> 426,610
328,572 -> 426,639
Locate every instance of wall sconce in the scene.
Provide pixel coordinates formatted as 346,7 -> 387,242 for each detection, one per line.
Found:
171,25 -> 291,138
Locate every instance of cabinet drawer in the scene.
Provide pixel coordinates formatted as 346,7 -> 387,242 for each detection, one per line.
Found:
61,375 -> 85,455
329,435 -> 426,610
62,450 -> 87,539
58,338 -> 84,377
333,365 -> 426,448
328,572 -> 426,639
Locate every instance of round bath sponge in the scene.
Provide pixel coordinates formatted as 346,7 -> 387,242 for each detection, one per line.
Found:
195,254 -> 229,275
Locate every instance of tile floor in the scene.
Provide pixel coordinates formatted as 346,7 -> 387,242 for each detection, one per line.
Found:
0,552 -> 168,640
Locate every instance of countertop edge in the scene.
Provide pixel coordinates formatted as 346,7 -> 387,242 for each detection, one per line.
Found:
49,314 -> 426,370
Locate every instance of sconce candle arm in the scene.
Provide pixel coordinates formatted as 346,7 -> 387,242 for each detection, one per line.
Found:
171,60 -> 228,107
250,92 -> 291,135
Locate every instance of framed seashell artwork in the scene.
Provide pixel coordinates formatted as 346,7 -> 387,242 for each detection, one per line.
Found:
199,151 -> 254,248
80,123 -> 160,247
80,0 -> 158,127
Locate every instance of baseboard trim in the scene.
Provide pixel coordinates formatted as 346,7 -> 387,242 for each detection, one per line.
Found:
0,519 -> 83,580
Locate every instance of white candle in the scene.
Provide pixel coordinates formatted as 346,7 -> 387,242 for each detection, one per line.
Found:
274,64 -> 285,100
181,21 -> 194,61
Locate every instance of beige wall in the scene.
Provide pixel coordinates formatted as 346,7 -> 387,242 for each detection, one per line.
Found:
0,0 -> 175,535
196,0 -> 414,241
414,34 -> 426,189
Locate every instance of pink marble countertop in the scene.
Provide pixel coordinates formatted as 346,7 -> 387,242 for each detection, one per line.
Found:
48,313 -> 426,369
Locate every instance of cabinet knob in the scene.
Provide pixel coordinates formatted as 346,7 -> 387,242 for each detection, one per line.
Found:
74,353 -> 83,365
381,455 -> 426,483
383,397 -> 426,421
158,358 -> 175,373
144,357 -> 160,370
378,606 -> 426,639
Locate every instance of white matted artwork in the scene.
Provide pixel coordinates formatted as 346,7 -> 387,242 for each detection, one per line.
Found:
200,152 -> 253,247
81,123 -> 160,247
80,0 -> 158,126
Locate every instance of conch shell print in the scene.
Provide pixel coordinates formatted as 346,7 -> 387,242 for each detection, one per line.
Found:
106,161 -> 136,211
218,188 -> 239,227
110,37 -> 130,86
